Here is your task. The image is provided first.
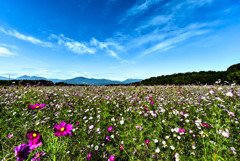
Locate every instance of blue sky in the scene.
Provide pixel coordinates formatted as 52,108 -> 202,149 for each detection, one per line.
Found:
0,0 -> 240,80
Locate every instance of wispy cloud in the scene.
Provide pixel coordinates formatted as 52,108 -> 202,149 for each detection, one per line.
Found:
0,46 -> 16,57
90,38 -> 121,59
50,34 -> 95,55
120,0 -> 163,23
0,27 -> 54,47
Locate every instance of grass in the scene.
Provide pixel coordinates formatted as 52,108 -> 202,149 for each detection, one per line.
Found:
0,85 -> 239,160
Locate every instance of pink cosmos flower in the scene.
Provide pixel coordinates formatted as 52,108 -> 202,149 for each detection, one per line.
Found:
8,134 -> 13,138
54,122 -> 73,137
15,144 -> 31,161
26,131 -> 40,142
31,151 -> 45,161
87,153 -> 92,161
179,129 -> 186,133
136,125 -> 142,130
228,112 -> 235,116
151,101 -> 154,105
145,140 -> 149,144
28,136 -> 43,150
202,123 -> 209,127
108,155 -> 115,161
76,122 -> 80,126
28,103 -> 45,110
108,126 -> 113,132
106,136 -> 110,142
120,145 -> 123,151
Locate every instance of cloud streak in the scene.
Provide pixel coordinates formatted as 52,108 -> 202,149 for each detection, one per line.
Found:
50,34 -> 95,55
0,27 -> 54,47
0,46 -> 16,57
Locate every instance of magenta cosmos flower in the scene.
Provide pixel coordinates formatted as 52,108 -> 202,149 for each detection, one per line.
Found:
179,129 -> 186,133
120,145 -> 124,151
26,131 -> 43,150
54,122 -> 73,137
145,140 -> 150,144
31,151 -> 45,161
15,144 -> 31,161
28,103 -> 45,110
108,155 -> 115,161
202,123 -> 209,127
87,153 -> 92,161
108,126 -> 113,132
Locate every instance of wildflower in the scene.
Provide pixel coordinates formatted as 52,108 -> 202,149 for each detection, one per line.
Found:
87,153 -> 92,161
7,134 -> 13,138
230,147 -> 237,154
108,126 -> 113,132
111,135 -> 114,139
202,123 -> 209,127
153,139 -> 158,143
228,112 -> 235,116
199,131 -> 207,137
120,120 -> 124,125
165,136 -> 170,139
28,103 -> 45,110
145,140 -> 150,144
170,145 -> 175,150
151,101 -> 155,105
136,125 -> 142,130
106,136 -> 110,142
28,136 -> 43,150
226,92 -> 233,97
15,144 -> 31,161
89,125 -> 94,130
174,153 -> 180,161
76,122 -> 80,126
222,131 -> 229,138
155,147 -> 160,153
108,155 -> 114,161
31,151 -> 45,161
120,145 -> 123,151
54,122 -> 73,137
26,131 -> 40,142
191,152 -> 195,155
179,129 -> 185,134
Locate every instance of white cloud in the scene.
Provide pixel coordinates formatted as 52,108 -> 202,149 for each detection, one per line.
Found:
90,38 -> 121,59
120,0 -> 163,23
50,34 -> 95,55
0,27 -> 54,47
0,46 -> 16,56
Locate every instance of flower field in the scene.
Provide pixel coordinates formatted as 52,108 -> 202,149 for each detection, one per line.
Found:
0,85 -> 239,160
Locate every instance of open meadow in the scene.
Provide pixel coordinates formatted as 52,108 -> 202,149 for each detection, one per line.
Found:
1,85 -> 239,161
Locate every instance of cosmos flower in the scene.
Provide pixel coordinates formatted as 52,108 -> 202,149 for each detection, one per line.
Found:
226,92 -> 233,97
108,126 -> 113,132
14,144 -> 31,161
26,131 -> 40,142
145,140 -> 149,144
89,125 -> 94,130
108,155 -> 114,161
155,147 -> 160,153
202,123 -> 209,127
7,134 -> 13,138
179,129 -> 186,133
120,145 -> 123,151
54,122 -> 73,137
28,103 -> 45,110
106,136 -> 110,142
87,153 -> 92,161
28,136 -> 43,150
136,125 -> 142,130
31,151 -> 45,161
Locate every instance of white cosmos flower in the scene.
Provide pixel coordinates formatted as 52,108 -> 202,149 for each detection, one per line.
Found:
155,147 -> 160,153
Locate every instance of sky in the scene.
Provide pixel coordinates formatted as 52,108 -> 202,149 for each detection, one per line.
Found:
0,0 -> 240,81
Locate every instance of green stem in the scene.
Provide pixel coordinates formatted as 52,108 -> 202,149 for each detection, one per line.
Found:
5,155 -> 15,161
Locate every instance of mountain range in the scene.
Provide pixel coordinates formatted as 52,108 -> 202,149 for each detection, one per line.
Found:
0,75 -> 142,85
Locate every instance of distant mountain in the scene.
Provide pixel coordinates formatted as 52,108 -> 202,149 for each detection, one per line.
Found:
0,76 -> 9,80
17,75 -> 47,80
121,79 -> 142,84
4,75 -> 142,85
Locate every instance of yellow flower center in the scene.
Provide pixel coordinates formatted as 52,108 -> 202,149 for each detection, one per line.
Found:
36,106 -> 40,108
37,154 -> 40,158
33,133 -> 37,137
61,127 -> 65,131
